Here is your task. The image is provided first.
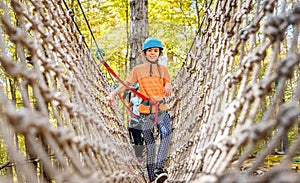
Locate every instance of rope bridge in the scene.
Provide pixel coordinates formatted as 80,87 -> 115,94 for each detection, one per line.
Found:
0,0 -> 300,182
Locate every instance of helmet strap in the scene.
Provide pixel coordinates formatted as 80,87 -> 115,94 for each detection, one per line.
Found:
146,58 -> 158,76
146,58 -> 162,78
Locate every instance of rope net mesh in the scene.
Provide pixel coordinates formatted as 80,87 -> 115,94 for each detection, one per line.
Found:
0,0 -> 300,182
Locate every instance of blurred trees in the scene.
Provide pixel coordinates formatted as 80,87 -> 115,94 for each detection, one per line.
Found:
69,0 -> 200,82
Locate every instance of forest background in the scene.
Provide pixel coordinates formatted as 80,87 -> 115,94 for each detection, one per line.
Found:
0,0 -> 298,170
71,0 -> 203,81
67,0 -> 207,131
0,0 -> 207,170
70,0 -> 296,152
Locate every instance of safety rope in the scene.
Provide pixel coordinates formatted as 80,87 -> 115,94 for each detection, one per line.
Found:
96,54 -> 160,125
60,0 -> 150,121
61,0 -> 116,85
62,0 -> 160,125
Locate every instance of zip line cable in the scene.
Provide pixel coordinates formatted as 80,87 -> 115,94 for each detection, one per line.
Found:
75,0 -> 101,54
61,0 -> 91,54
61,0 -> 116,86
74,0 -> 116,84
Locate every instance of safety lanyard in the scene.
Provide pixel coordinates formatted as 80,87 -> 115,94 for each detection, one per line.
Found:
96,49 -> 159,126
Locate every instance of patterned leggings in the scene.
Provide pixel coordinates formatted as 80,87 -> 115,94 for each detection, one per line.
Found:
140,112 -> 172,182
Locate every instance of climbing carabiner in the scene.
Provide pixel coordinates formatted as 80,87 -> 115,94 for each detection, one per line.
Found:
95,48 -> 105,63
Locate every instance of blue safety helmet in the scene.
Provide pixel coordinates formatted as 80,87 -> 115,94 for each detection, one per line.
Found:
142,37 -> 163,51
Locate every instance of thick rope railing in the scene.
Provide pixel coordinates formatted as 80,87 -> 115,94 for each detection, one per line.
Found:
168,0 -> 300,182
1,0 -> 300,183
0,0 -> 145,182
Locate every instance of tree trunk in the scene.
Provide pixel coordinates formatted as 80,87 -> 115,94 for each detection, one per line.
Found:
129,0 -> 148,70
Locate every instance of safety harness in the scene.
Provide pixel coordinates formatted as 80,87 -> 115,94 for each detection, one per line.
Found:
96,49 -> 160,126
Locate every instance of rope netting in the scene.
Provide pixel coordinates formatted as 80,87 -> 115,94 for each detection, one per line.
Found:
0,0 -> 142,182
169,0 -> 300,182
0,0 -> 300,183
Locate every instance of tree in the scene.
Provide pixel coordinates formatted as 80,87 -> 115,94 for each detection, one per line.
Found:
129,0 -> 148,70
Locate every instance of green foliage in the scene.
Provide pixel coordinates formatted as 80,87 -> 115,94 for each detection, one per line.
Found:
148,0 -> 197,78
148,0 -> 198,78
0,137 -> 8,165
67,0 -> 200,81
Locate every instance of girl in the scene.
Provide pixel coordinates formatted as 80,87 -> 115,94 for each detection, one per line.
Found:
107,37 -> 172,183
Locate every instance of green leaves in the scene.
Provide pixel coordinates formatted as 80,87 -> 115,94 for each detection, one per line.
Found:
66,0 -> 202,80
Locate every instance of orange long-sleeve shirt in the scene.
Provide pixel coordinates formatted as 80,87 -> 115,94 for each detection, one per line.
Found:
126,62 -> 171,102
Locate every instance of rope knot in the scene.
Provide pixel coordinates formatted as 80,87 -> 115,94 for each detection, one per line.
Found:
277,54 -> 299,79
263,15 -> 288,42
289,2 -> 300,24
277,102 -> 300,129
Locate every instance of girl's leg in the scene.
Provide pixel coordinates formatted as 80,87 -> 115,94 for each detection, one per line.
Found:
130,127 -> 143,158
141,115 -> 156,182
156,112 -> 172,168
136,129 -> 144,158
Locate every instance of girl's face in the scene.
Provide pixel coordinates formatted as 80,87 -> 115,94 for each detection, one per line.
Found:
145,48 -> 160,62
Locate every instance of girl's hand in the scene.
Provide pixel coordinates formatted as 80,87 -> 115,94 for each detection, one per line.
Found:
106,93 -> 115,105
164,83 -> 172,97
